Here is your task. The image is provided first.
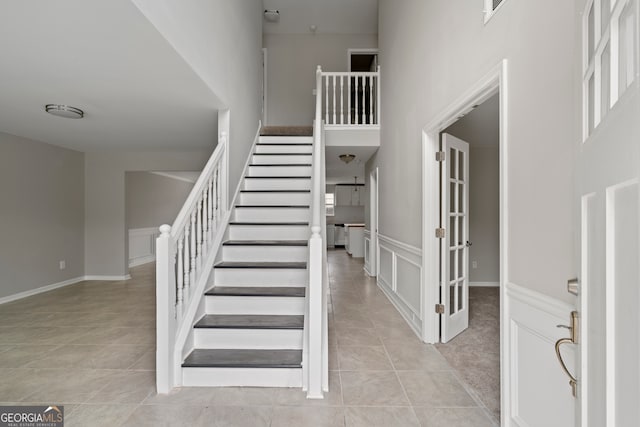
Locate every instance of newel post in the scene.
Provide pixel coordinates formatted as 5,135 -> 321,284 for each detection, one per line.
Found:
156,224 -> 174,394
307,225 -> 324,399
307,65 -> 325,399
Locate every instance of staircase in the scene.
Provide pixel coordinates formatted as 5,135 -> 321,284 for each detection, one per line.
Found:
180,135 -> 313,387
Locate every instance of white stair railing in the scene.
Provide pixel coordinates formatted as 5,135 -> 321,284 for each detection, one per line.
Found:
320,66 -> 381,126
306,67 -> 330,399
156,132 -> 228,394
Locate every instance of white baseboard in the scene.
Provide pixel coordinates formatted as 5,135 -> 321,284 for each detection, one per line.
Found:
0,274 -> 136,305
469,281 -> 499,287
84,275 -> 132,281
0,276 -> 84,305
129,255 -> 155,268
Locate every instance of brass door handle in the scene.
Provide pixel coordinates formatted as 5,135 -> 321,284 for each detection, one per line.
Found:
554,311 -> 578,397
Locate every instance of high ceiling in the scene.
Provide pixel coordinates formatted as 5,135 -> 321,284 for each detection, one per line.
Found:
0,0 -> 220,152
263,0 -> 378,34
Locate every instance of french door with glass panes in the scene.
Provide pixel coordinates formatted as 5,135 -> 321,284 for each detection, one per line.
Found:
440,133 -> 470,343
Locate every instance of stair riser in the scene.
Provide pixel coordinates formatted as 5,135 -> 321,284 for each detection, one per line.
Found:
247,166 -> 311,177
182,367 -> 302,387
255,145 -> 312,154
233,207 -> 309,222
239,192 -> 311,205
222,245 -> 308,262
252,154 -> 312,165
259,136 -> 313,145
193,328 -> 303,349
213,268 -> 307,286
205,296 -> 305,315
243,179 -> 311,191
228,225 -> 309,241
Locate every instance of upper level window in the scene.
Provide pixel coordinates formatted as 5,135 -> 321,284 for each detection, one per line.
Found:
583,0 -> 637,140
484,0 -> 508,23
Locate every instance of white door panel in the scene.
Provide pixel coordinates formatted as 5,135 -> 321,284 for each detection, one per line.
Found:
440,133 -> 470,342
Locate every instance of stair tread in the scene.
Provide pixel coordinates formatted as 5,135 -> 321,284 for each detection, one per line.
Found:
182,349 -> 302,368
240,191 -> 310,195
195,314 -> 304,329
254,153 -> 312,156
256,143 -> 312,146
249,164 -> 312,167
215,261 -> 307,269
223,240 -> 308,246
206,286 -> 306,297
245,176 -> 311,179
235,205 -> 310,208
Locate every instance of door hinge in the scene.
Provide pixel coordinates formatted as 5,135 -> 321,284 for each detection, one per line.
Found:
435,228 -> 446,239
435,304 -> 445,314
435,151 -> 446,162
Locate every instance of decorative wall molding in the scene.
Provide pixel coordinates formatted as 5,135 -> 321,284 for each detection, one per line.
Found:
504,281 -> 576,426
129,227 -> 160,267
363,236 -> 372,276
377,233 -> 422,258
376,235 -> 423,337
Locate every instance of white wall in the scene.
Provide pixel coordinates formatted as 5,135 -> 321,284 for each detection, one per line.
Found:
84,150 -> 210,277
468,147 -> 499,283
130,0 -> 263,209
443,96 -> 500,284
0,132 -> 84,299
126,172 -> 194,230
264,33 -> 378,125
370,0 -> 576,302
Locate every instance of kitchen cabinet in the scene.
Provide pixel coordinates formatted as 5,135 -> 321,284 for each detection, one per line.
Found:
345,225 -> 365,258
334,225 -> 346,246
326,224 -> 335,248
335,186 -> 364,206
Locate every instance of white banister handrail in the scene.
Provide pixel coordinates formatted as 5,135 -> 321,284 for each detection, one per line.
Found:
156,131 -> 228,394
170,133 -> 227,240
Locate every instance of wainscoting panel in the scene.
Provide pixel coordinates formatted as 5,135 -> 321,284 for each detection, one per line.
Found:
376,234 -> 423,336
505,282 -> 576,426
378,245 -> 393,288
364,230 -> 371,275
129,227 -> 160,267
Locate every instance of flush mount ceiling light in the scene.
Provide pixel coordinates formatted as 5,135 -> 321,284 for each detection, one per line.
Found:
45,104 -> 84,119
264,9 -> 280,23
339,154 -> 356,164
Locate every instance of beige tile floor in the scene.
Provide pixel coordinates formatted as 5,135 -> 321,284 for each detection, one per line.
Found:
0,250 -> 498,426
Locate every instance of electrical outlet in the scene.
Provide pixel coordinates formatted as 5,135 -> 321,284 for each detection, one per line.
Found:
472,261 -> 478,269
59,260 -> 66,270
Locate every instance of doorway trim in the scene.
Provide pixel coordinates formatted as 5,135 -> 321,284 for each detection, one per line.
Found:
347,48 -> 379,71
368,167 -> 379,277
420,57 -> 509,408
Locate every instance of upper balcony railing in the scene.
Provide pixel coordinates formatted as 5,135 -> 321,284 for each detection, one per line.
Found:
319,66 -> 380,127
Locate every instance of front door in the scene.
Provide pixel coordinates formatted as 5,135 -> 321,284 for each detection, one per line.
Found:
577,0 -> 639,425
440,133 -> 470,343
